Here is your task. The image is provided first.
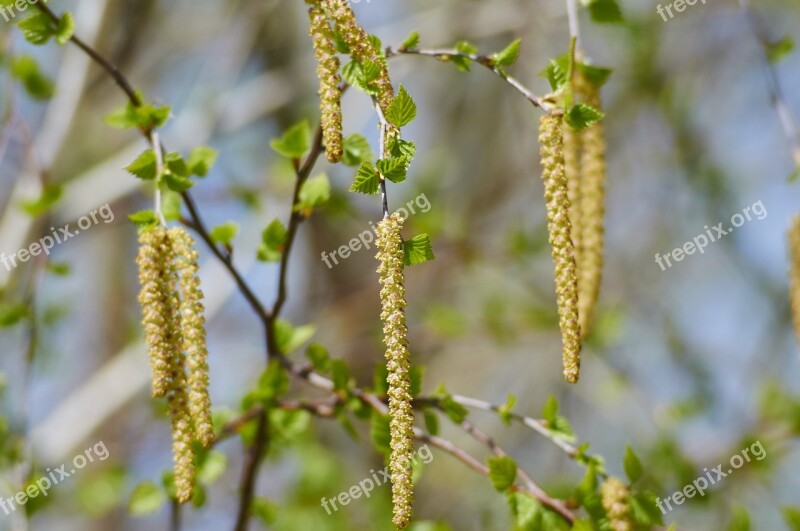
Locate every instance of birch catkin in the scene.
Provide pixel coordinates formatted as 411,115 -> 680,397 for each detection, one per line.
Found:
576,84 -> 606,339
171,227 -> 214,448
789,216 -> 800,344
376,213 -> 414,529
600,477 -> 633,531
307,2 -> 343,163
538,114 -> 582,383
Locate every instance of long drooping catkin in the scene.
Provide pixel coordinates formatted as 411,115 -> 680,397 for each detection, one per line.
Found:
564,120 -> 582,261
576,84 -> 606,339
538,114 -> 582,383
136,227 -> 173,397
600,477 -> 633,531
170,227 -> 214,448
307,2 -> 343,163
324,0 -> 394,112
376,214 -> 414,529
789,216 -> 800,344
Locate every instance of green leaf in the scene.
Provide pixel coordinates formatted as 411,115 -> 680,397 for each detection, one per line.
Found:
342,134 -> 373,166
565,103 -> 604,130
498,394 -> 516,426
580,63 -> 613,88
188,146 -> 218,176
46,262 -> 71,276
210,222 -> 239,246
783,507 -> 800,531
487,456 -> 517,491
128,210 -> 159,228
105,100 -> 170,130
370,412 -> 391,455
296,174 -> 331,215
125,150 -> 157,180
403,234 -> 435,266
361,59 -> 382,92
128,482 -> 165,516
252,498 -> 279,526
377,156 -> 409,183
197,451 -> 227,485
385,85 -> 417,127
331,359 -> 350,391
257,360 -> 289,402
305,343 -> 331,372
389,138 -> 417,160
542,395 -> 558,424
274,318 -> 315,354
767,36 -> 794,63
433,385 -> 468,424
0,303 -> 29,328
583,0 -> 624,24
10,56 -> 54,100
17,11 -> 54,45
423,410 -> 439,436
257,219 -> 287,262
351,162 -> 380,195
55,13 -> 75,45
451,41 -> 477,72
162,191 -> 182,221
20,185 -> 62,216
540,58 -> 569,92
492,38 -> 522,68
165,152 -> 189,177
507,491 -> 543,528
624,445 -> 643,483
270,120 -> 311,158
163,173 -> 194,193
410,365 -> 424,397
400,31 -> 420,51
630,491 -> 664,527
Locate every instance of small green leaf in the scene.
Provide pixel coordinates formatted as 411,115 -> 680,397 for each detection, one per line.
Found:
351,162 -> 380,195
377,156 -> 409,183
210,222 -> 239,246
542,395 -> 558,424
125,151 -> 157,180
565,103 -> 604,130
165,152 -> 189,177
105,100 -> 170,130
0,303 -> 29,328
623,445 -> 643,483
17,11 -> 54,46
451,41 -> 477,72
270,121 -> 311,158
507,491 -> 543,527
403,234 -> 435,266
389,138 -> 417,159
161,191 -> 182,221
400,31 -> 420,51
767,36 -> 794,63
20,185 -> 62,216
163,173 -> 194,193
487,456 -> 517,491
331,359 -> 350,391
188,146 -> 218,177
252,498 -> 279,526
423,410 -> 439,436
10,56 -> 54,100
306,343 -> 331,373
492,39 -> 522,68
410,365 -> 424,397
498,394 -> 516,425
283,324 -> 315,354
385,85 -> 417,128
580,63 -> 613,88
433,385 -> 468,424
257,360 -> 289,402
128,210 -> 159,228
257,219 -> 287,262
370,412 -> 391,455
55,13 -> 75,45
296,174 -> 331,215
583,0 -> 624,24
630,491 -> 664,526
342,134 -> 373,166
128,482 -> 166,516
540,58 -> 569,92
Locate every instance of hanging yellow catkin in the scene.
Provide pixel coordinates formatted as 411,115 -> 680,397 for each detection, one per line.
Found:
576,83 -> 606,339
376,213 -> 414,529
307,2 -> 343,163
600,477 -> 633,531
789,216 -> 800,344
136,227 -> 173,397
539,114 -> 582,383
324,0 -> 394,112
170,227 -> 214,448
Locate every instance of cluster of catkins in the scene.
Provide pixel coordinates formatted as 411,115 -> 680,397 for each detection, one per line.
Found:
305,0 -> 396,163
136,226 -> 213,503
600,477 -> 634,531
538,70 -> 607,384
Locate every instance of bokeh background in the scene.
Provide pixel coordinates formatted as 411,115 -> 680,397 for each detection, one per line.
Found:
1,0 -> 800,529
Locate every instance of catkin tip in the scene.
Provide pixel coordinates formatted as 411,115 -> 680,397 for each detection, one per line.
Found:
308,4 -> 343,163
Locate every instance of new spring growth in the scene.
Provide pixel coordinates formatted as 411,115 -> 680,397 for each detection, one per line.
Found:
376,213 -> 414,529
789,216 -> 800,345
600,477 -> 633,531
538,114 -> 582,383
324,0 -> 394,112
307,1 -> 343,163
136,226 -> 213,503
